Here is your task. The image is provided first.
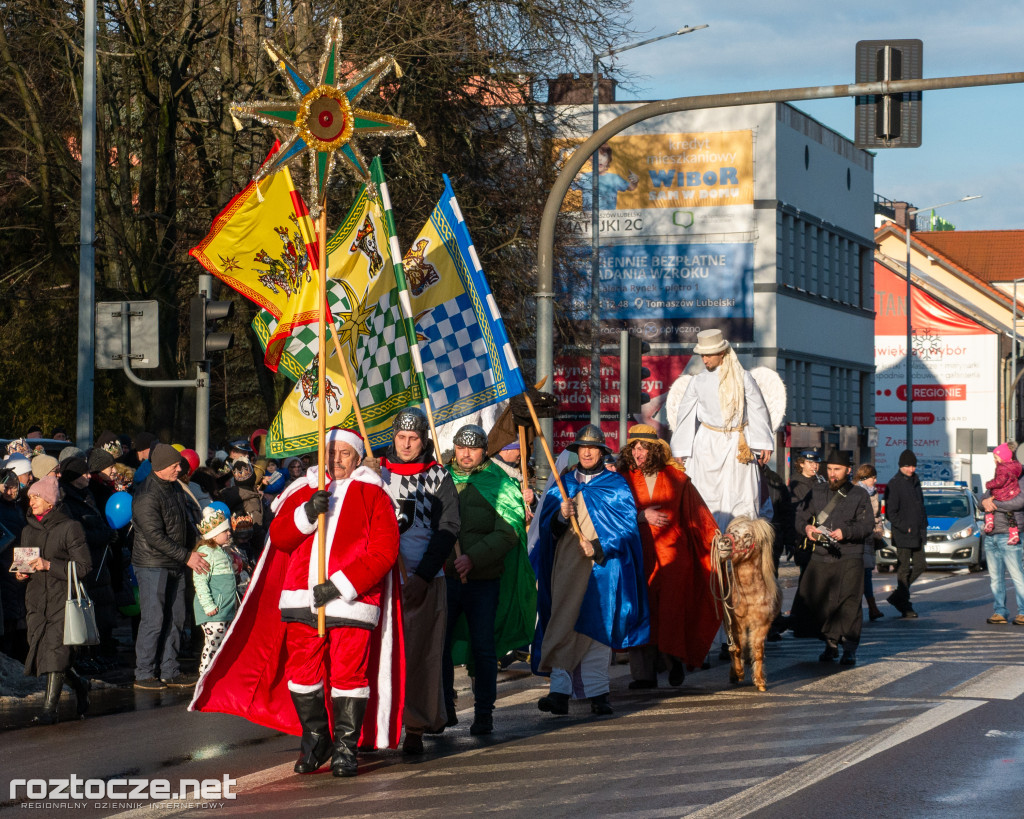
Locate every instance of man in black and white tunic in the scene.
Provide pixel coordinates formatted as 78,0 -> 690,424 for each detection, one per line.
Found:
378,408 -> 460,754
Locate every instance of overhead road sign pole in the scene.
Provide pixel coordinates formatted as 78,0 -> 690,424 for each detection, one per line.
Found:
533,69 -> 1024,479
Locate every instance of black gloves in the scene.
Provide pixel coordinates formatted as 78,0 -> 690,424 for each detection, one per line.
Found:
312,581 -> 341,608
303,490 -> 330,524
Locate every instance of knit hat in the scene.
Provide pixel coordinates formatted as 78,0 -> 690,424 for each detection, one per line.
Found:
4,455 -> 31,476
133,431 -> 159,453
150,443 -> 182,472
60,457 -> 89,482
898,449 -> 917,467
31,454 -> 58,480
500,440 -> 521,452
198,506 -> 230,539
28,474 -> 59,507
59,446 -> 86,463
994,443 -> 1014,463
87,448 -> 116,473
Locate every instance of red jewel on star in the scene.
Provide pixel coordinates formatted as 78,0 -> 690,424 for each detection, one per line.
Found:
319,111 -> 333,127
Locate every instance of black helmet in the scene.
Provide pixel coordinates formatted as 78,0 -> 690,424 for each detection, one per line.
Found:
453,424 -> 487,449
392,407 -> 429,435
567,424 -> 610,454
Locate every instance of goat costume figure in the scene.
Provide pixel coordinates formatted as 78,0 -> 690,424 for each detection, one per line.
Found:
712,515 -> 781,692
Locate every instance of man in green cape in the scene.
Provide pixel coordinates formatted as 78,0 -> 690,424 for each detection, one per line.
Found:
443,424 -> 535,736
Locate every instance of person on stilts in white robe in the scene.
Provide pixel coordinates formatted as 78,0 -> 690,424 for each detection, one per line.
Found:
670,329 -> 774,532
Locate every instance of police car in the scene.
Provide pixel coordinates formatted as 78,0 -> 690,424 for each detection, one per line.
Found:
877,481 -> 986,572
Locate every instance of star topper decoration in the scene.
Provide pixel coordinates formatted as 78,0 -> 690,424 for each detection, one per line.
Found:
232,18 -> 420,218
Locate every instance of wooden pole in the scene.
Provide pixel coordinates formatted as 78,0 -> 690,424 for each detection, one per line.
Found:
523,393 -> 584,539
518,424 -> 530,521
316,209 -> 328,637
423,392 -> 467,583
328,324 -> 371,453
327,321 -> 408,584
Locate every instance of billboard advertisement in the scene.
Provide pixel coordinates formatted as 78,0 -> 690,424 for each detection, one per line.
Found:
559,241 -> 753,343
556,130 -> 755,239
551,353 -> 690,453
874,262 -> 998,482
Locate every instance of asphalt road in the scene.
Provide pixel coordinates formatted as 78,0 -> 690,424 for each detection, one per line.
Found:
3,568 -> 1024,818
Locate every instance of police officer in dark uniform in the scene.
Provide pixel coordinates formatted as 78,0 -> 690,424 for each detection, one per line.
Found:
789,449 -> 824,574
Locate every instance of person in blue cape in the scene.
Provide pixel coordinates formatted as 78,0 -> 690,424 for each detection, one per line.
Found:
531,424 -> 649,716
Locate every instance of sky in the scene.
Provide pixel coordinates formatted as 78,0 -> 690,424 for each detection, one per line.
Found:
609,1 -> 1024,230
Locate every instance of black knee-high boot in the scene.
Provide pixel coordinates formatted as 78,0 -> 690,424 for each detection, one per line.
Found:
330,697 -> 368,777
32,672 -> 64,725
291,690 -> 333,774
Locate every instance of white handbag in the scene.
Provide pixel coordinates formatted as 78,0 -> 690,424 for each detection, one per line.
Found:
64,561 -> 100,646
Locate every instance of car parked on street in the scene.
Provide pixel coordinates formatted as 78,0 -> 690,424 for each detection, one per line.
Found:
877,481 -> 986,572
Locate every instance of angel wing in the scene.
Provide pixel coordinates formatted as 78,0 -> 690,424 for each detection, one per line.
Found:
749,366 -> 787,435
666,367 -> 786,435
665,373 -> 693,433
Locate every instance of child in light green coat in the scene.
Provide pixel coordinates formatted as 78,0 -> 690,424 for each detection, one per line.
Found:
193,507 -> 238,676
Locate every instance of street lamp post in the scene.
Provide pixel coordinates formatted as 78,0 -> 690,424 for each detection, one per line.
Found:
588,24 -> 707,426
904,195 -> 981,450
1011,277 -> 1024,441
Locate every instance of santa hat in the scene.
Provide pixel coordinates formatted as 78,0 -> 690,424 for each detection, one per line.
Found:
326,428 -> 364,459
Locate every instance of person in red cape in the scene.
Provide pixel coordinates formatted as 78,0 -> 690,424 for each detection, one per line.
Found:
189,429 -> 403,778
616,424 -> 721,688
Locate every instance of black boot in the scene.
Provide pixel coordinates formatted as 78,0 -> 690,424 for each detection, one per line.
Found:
818,639 -> 839,663
331,696 -> 367,778
537,691 -> 569,715
469,711 -> 493,735
290,690 -> 332,774
589,693 -> 613,715
65,668 -> 91,718
32,672 -> 63,725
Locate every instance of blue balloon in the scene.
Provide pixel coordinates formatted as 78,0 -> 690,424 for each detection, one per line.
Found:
105,491 -> 133,529
210,501 -> 231,519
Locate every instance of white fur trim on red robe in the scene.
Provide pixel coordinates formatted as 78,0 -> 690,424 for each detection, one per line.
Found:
188,466 -> 406,749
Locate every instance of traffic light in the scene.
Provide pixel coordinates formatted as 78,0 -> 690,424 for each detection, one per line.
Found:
190,294 -> 234,362
625,335 -> 651,415
854,39 -> 923,149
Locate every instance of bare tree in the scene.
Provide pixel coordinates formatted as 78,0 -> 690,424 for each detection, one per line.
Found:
0,0 -> 633,441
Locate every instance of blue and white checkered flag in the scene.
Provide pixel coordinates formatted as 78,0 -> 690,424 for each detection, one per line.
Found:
406,177 -> 526,425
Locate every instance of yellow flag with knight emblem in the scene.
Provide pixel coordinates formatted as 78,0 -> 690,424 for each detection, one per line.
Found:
255,183 -> 420,457
190,149 -> 322,372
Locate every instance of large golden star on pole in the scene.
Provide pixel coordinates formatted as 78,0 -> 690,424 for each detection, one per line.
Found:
231,18 -> 419,218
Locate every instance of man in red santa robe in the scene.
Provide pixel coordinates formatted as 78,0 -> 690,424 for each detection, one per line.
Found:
190,428 -> 402,778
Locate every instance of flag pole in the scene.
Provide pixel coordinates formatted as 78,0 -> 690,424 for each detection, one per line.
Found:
328,323 -> 371,453
523,393 -> 585,540
316,207 -> 328,638
372,159 -> 468,581
518,424 -> 531,522
327,321 -> 409,584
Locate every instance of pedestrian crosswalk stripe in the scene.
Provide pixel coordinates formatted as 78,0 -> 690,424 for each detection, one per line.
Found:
943,665 -> 1024,700
794,661 -> 930,694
